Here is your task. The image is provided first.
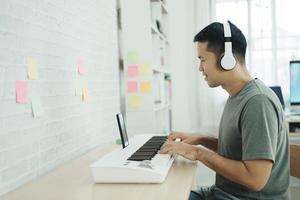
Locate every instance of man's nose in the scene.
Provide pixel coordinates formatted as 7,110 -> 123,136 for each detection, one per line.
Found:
198,64 -> 204,72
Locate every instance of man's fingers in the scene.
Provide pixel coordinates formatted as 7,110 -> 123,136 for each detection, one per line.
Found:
160,146 -> 170,154
160,142 -> 173,154
168,133 -> 182,141
160,141 -> 182,155
168,133 -> 177,140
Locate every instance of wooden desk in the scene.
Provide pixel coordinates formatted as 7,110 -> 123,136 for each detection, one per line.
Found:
290,144 -> 300,178
2,144 -> 197,200
290,133 -> 300,179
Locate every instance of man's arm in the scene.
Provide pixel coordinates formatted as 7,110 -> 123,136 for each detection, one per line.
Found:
168,132 -> 218,152
198,136 -> 218,152
160,142 -> 273,191
197,147 -> 273,191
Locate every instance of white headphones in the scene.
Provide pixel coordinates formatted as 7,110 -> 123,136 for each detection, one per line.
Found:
220,21 -> 236,70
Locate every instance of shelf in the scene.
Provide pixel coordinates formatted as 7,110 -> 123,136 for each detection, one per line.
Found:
154,103 -> 169,111
152,67 -> 171,75
151,24 -> 169,44
151,24 -> 159,34
161,2 -> 168,14
121,0 -> 172,134
151,0 -> 168,14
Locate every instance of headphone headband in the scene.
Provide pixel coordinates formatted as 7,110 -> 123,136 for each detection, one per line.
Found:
220,21 -> 236,70
223,21 -> 232,38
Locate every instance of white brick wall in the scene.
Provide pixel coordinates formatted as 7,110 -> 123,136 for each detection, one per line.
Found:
0,0 -> 120,196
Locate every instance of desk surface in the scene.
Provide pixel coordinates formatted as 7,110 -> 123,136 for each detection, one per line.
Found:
286,114 -> 300,121
2,144 -> 197,200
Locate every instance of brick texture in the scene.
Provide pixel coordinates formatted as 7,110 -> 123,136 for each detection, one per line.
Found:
0,0 -> 120,196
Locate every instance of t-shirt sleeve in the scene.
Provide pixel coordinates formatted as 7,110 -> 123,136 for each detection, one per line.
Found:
240,94 -> 278,162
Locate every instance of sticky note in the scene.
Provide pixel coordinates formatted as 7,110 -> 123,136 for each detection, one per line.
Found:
127,81 -> 138,93
81,87 -> 89,101
27,57 -> 38,80
115,138 -> 122,145
127,65 -> 139,77
127,52 -> 139,63
16,81 -> 27,104
140,63 -> 151,75
77,59 -> 85,75
31,96 -> 44,117
140,81 -> 152,93
129,95 -> 141,108
75,85 -> 81,96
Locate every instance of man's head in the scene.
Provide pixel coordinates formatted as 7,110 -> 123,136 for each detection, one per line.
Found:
194,21 -> 247,87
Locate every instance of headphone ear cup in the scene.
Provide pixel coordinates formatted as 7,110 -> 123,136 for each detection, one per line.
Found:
220,52 -> 236,70
219,53 -> 224,69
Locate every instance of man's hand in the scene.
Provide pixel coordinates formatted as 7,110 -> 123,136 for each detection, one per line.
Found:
169,131 -> 218,152
160,138 -> 272,191
160,140 -> 200,161
168,131 -> 201,145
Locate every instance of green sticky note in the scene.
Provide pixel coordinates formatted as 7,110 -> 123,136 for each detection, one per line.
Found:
115,138 -> 122,145
31,96 -> 44,117
127,52 -> 139,63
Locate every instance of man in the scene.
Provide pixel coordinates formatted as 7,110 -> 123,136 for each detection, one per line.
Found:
160,21 -> 290,199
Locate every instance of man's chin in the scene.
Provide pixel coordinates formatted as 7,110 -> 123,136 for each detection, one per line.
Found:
207,81 -> 219,88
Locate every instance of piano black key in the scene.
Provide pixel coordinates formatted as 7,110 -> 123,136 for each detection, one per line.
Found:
132,151 -> 156,157
126,136 -> 168,161
138,148 -> 159,152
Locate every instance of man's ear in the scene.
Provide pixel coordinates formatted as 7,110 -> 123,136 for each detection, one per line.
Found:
217,53 -> 224,69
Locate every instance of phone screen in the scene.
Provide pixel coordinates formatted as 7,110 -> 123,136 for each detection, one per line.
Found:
116,113 -> 129,148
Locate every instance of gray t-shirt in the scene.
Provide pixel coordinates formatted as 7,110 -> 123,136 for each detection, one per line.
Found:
216,79 -> 290,199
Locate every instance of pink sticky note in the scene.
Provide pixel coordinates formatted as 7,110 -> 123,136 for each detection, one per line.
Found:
127,65 -> 139,77
16,81 -> 27,104
127,81 -> 138,93
77,59 -> 85,75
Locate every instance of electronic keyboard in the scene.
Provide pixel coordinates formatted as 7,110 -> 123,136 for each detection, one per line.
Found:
90,134 -> 175,183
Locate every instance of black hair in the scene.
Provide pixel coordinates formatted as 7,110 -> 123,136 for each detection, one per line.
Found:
193,21 -> 247,64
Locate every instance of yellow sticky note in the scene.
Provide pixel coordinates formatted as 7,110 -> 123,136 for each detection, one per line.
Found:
129,95 -> 141,108
27,57 -> 38,80
140,81 -> 152,93
127,52 -> 139,64
81,87 -> 89,101
140,63 -> 151,75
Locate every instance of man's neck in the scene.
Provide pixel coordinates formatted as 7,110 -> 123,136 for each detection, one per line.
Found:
222,69 -> 253,97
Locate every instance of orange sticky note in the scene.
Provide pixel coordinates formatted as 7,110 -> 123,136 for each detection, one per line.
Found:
129,95 -> 141,108
77,59 -> 85,75
27,57 -> 38,80
16,81 -> 27,104
127,65 -> 139,77
140,63 -> 151,75
140,81 -> 152,93
127,81 -> 138,93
